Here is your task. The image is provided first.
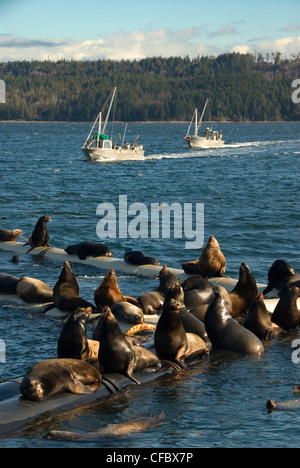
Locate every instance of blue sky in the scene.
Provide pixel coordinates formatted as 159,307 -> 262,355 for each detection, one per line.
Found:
0,0 -> 299,60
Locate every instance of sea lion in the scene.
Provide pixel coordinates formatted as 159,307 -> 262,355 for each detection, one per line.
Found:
137,265 -> 179,315
124,247 -> 160,266
46,412 -> 165,441
271,285 -> 300,331
266,399 -> 300,411
92,306 -> 140,384
263,260 -> 300,296
16,276 -> 54,304
181,276 -> 215,309
0,228 -> 22,242
65,241 -> 112,260
57,307 -> 99,362
0,273 -> 20,294
94,269 -> 139,311
25,216 -> 51,253
19,358 -> 101,402
204,286 -> 264,355
182,236 -> 226,277
229,263 -> 258,318
244,293 -> 274,340
111,302 -> 144,324
53,261 -> 96,312
154,298 -> 209,368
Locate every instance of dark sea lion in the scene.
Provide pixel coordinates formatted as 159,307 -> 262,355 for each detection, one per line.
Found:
137,265 -> 179,314
94,269 -> 139,311
182,236 -> 226,277
164,283 -> 210,344
19,358 -> 101,401
181,276 -> 215,307
111,302 -> 144,324
65,241 -> 112,260
271,286 -> 300,331
92,306 -> 140,384
57,307 -> 98,362
154,298 -> 209,368
266,399 -> 300,411
16,276 -> 54,304
0,273 -> 20,294
204,286 -> 264,355
25,216 -> 51,253
53,261 -> 96,312
0,228 -> 22,242
263,260 -> 300,296
229,263 -> 258,318
46,412 -> 165,441
124,247 -> 160,266
244,293 -> 274,340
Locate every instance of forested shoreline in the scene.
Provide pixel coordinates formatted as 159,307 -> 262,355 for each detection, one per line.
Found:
0,52 -> 299,122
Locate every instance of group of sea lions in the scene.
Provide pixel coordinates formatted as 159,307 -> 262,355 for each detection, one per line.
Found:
1,219 -> 300,422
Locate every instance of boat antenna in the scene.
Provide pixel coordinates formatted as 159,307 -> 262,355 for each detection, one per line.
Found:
122,123 -> 128,146
102,87 -> 117,135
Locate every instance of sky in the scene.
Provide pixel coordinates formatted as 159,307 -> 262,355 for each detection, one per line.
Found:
0,0 -> 299,61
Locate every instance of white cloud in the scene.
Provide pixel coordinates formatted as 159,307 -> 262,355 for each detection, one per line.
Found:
0,30 -> 299,62
232,36 -> 300,57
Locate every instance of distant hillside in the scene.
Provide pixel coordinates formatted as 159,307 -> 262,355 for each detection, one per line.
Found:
0,52 -> 299,121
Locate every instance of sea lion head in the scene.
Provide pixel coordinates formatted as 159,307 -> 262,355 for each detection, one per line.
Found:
11,229 -> 22,238
22,378 -> 46,402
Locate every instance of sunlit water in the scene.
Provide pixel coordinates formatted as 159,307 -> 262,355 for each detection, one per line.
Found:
0,121 -> 299,447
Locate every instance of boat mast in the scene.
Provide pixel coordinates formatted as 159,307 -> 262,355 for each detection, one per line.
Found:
102,87 -> 117,135
197,99 -> 208,131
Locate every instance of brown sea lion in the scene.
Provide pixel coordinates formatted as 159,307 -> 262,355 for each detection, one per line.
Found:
94,269 -> 139,311
65,241 -> 112,260
204,286 -> 264,355
46,412 -> 165,440
25,216 -> 51,254
0,228 -> 22,242
57,307 -> 99,362
16,276 -> 54,304
263,260 -> 300,296
271,285 -> 300,331
53,261 -> 96,312
124,247 -> 160,266
229,263 -> 258,318
110,302 -> 144,324
182,236 -> 226,277
154,298 -> 209,368
244,293 -> 274,340
19,358 -> 101,401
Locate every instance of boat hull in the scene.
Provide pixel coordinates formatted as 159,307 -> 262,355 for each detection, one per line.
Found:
187,136 -> 224,149
82,147 -> 145,162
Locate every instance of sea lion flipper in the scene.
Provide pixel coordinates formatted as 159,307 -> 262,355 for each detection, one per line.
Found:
67,379 -> 100,395
174,345 -> 188,369
123,296 -> 140,307
126,360 -> 140,385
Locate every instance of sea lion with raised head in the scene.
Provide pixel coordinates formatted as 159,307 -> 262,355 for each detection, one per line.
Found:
46,412 -> 165,440
16,276 -> 54,304
137,265 -> 179,315
20,358 -> 101,401
244,293 -> 274,340
0,273 -> 20,294
229,263 -> 258,318
124,247 -> 160,266
57,307 -> 99,362
25,216 -> 51,254
65,241 -> 112,260
271,285 -> 300,331
263,260 -> 300,296
204,286 -> 264,355
94,269 -> 139,311
182,236 -> 226,277
53,261 -> 96,312
154,298 -> 209,368
0,228 -> 22,242
93,307 -> 159,383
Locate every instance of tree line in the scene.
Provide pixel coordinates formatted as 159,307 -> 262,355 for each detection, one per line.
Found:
0,52 -> 299,122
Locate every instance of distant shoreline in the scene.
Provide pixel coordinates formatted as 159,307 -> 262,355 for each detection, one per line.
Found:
0,120 -> 296,124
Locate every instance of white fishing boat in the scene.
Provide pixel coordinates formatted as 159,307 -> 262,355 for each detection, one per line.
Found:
82,87 -> 145,162
184,99 -> 224,149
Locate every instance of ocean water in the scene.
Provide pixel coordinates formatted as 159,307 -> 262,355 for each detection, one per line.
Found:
0,121 -> 299,448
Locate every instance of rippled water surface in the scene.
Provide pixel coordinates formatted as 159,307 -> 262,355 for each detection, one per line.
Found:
0,121 -> 299,447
